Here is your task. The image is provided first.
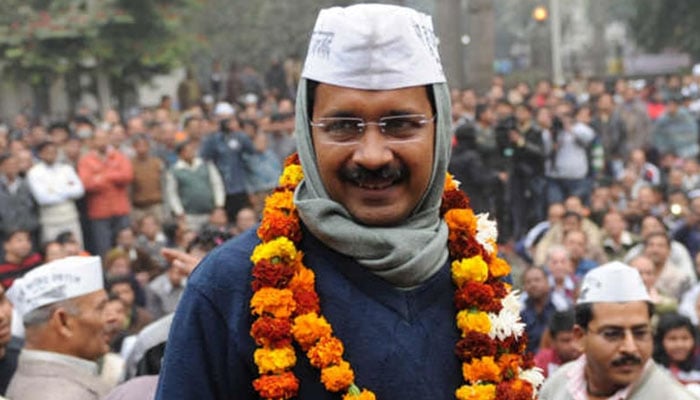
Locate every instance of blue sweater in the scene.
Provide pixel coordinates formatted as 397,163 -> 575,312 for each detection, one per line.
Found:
156,227 -> 462,399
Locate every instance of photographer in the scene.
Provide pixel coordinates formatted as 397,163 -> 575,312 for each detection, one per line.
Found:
506,103 -> 546,240
544,104 -> 596,206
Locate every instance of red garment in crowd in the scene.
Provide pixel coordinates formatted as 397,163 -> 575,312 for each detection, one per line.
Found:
647,102 -> 666,121
534,347 -> 564,378
78,150 -> 134,219
0,252 -> 42,288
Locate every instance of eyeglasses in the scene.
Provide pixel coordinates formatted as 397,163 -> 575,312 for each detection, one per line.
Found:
589,326 -> 652,343
309,114 -> 436,144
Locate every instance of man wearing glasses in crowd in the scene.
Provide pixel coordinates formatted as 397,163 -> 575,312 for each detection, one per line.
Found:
540,262 -> 695,399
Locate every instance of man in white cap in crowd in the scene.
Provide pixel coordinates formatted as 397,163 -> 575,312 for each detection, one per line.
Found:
5,256 -> 113,400
539,261 -> 695,399
157,3 -> 539,400
200,100 -> 257,221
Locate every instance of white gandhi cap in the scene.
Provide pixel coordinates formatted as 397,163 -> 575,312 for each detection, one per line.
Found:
576,261 -> 651,305
301,3 -> 446,90
7,256 -> 104,318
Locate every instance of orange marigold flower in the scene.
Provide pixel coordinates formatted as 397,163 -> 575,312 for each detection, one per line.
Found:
444,208 -> 477,236
455,384 -> 496,400
250,288 -> 296,318
265,190 -> 296,213
288,266 -> 315,293
294,288 -> 321,315
252,371 -> 299,399
488,257 -> 511,279
253,346 -> 297,374
251,237 -> 298,265
451,256 -> 489,286
498,354 -> 522,380
343,388 -> 377,400
279,164 -> 304,188
495,379 -> 534,400
308,336 -> 344,369
250,316 -> 293,348
251,259 -> 298,291
320,360 -> 355,392
258,209 -> 302,243
284,152 -> 300,167
462,356 -> 502,384
292,313 -> 332,350
456,310 -> 491,336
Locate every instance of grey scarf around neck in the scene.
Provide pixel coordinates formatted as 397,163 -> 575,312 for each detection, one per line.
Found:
294,79 -> 452,288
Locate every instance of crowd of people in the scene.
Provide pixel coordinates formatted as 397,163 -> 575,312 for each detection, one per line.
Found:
0,2 -> 700,399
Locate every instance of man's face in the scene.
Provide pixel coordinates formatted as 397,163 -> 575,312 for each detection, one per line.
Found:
629,257 -> 656,291
523,268 -> 549,300
563,232 -> 586,260
552,331 -> 580,363
643,236 -> 670,266
39,144 -> 58,165
311,83 -> 435,226
103,299 -> 127,341
548,251 -> 573,281
116,228 -> 134,248
578,302 -> 652,393
69,290 -> 110,361
3,232 -> 31,261
0,156 -> 18,179
110,282 -> 135,308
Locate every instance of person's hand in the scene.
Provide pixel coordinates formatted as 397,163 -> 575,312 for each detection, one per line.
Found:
161,248 -> 201,276
498,171 -> 508,182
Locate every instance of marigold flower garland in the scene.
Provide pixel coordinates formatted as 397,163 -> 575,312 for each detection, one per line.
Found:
249,153 -> 543,399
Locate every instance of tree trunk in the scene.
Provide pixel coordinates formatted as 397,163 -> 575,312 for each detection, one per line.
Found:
466,0 -> 494,93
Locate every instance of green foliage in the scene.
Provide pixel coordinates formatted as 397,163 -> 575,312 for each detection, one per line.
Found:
627,0 -> 700,59
0,0 -> 195,90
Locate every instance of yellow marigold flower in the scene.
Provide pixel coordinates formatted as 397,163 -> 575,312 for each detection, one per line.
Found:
455,384 -> 496,400
251,237 -> 298,264
488,257 -> 511,279
444,208 -> 477,235
250,288 -> 296,318
321,360 -> 355,392
452,256 -> 489,286
462,356 -> 502,384
279,164 -> 304,187
292,313 -> 333,350
265,190 -> 295,213
253,346 -> 297,374
308,336 -> 344,369
456,310 -> 491,336
288,266 -> 315,293
343,388 -> 377,400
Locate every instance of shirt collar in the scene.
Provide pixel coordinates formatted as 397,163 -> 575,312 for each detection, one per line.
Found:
21,349 -> 99,375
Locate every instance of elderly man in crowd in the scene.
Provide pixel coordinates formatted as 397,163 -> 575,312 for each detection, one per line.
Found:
539,261 -> 695,399
5,256 -> 113,399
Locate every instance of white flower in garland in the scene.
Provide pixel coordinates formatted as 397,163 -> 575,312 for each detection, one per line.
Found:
488,307 -> 526,341
501,290 -> 522,316
475,213 -> 497,255
520,367 -> 545,395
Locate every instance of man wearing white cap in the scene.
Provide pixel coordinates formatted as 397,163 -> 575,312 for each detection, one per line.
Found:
158,4 -> 538,400
539,261 -> 695,399
201,100 -> 257,221
5,256 -> 113,400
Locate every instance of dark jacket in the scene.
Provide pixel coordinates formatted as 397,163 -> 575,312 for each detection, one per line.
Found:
449,124 -> 502,213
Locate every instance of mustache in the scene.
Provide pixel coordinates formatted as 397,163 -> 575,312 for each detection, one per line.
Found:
611,354 -> 642,367
340,164 -> 406,184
